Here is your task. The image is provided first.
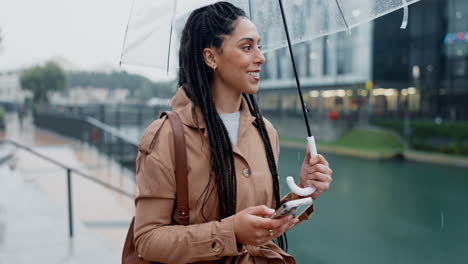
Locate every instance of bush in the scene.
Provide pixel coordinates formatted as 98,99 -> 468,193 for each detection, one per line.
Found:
371,119 -> 468,156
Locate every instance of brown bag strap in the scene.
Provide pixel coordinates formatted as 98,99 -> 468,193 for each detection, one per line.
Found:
160,111 -> 189,226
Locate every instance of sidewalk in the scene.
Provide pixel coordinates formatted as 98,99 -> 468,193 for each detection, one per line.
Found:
0,164 -> 120,263
0,113 -> 136,263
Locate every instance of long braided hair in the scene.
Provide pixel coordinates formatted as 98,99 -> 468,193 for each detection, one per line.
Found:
178,1 -> 287,250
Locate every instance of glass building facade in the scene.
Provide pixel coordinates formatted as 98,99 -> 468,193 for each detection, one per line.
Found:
444,0 -> 468,120
259,0 -> 468,121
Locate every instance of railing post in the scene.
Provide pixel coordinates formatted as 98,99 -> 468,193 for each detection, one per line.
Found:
100,104 -> 106,123
66,168 -> 74,238
137,107 -> 143,134
116,104 -> 121,130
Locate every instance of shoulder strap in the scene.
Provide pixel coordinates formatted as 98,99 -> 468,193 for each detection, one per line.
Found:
160,111 -> 189,226
139,115 -> 168,154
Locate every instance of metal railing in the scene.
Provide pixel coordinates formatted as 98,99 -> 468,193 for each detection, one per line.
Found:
33,110 -> 143,170
0,139 -> 134,238
37,103 -> 169,129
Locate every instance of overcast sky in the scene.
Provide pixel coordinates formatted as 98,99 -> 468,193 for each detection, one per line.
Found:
0,0 -> 170,80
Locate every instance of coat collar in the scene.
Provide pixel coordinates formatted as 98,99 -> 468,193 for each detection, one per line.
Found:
171,87 -> 257,138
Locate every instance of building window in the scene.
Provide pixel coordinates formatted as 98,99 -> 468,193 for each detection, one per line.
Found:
336,32 -> 354,75
454,58 -> 467,77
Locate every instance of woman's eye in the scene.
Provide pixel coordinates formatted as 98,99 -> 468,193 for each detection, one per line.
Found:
242,46 -> 251,51
258,45 -> 263,50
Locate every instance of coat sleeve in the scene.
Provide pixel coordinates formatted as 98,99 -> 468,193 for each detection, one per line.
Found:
133,151 -> 242,263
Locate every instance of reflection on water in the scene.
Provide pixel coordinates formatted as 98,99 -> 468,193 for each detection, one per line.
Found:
279,147 -> 468,263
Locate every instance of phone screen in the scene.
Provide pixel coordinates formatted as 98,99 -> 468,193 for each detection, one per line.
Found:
271,205 -> 298,219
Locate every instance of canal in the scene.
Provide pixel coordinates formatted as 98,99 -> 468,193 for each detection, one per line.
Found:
278,147 -> 468,263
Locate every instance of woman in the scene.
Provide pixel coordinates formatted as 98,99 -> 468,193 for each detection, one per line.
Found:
134,2 -> 333,263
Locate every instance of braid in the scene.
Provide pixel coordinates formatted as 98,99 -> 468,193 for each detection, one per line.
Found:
180,2 -> 242,218
245,94 -> 288,251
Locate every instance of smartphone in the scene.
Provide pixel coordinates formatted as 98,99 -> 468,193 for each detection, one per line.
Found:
270,197 -> 313,219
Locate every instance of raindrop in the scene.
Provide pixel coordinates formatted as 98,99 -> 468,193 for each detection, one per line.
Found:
440,211 -> 444,229
352,9 -> 361,17
427,64 -> 433,72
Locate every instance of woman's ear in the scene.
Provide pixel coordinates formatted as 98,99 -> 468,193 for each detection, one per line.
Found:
203,47 -> 217,70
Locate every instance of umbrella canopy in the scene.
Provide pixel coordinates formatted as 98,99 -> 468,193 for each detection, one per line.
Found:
120,0 -> 421,196
120,0 -> 420,72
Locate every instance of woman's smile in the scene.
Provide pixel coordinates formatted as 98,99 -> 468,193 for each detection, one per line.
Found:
247,71 -> 260,81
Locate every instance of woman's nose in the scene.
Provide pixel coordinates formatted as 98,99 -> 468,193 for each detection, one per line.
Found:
255,49 -> 266,65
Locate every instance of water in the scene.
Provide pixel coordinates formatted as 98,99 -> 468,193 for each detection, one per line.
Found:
279,148 -> 468,263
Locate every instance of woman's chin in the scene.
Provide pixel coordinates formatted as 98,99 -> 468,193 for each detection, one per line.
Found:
243,84 -> 259,95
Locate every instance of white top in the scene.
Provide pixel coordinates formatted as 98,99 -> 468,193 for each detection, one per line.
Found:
219,111 -> 241,145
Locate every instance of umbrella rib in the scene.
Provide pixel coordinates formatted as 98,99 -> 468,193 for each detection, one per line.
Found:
277,0 -> 311,137
334,0 -> 350,31
248,0 -> 253,20
119,0 -> 137,66
167,25 -> 173,73
167,0 -> 178,74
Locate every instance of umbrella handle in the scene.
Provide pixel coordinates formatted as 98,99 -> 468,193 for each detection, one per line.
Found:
286,136 -> 318,196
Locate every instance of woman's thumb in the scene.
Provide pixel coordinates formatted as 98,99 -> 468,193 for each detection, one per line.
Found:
247,205 -> 275,216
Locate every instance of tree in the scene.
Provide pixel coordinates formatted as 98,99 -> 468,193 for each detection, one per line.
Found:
67,70 -> 176,99
20,62 -> 66,103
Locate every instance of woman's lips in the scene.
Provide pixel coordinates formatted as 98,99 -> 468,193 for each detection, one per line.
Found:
247,71 -> 260,81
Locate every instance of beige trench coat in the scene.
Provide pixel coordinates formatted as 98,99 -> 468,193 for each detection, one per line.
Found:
134,88 -> 314,264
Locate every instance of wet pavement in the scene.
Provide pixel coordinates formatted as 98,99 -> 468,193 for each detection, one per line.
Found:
0,113 -> 136,263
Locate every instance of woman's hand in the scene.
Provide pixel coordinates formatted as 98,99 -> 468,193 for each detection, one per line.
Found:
299,152 -> 333,199
233,205 -> 298,246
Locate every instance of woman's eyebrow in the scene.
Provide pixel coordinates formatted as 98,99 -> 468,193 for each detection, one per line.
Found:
237,37 -> 261,43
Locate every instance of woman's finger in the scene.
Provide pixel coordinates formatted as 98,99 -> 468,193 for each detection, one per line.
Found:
309,154 -> 330,167
283,218 -> 299,233
256,214 -> 292,230
305,179 -> 330,193
309,164 -> 333,175
303,151 -> 311,162
271,218 -> 298,238
308,155 -> 319,166
317,154 -> 329,167
304,172 -> 332,183
287,218 -> 299,231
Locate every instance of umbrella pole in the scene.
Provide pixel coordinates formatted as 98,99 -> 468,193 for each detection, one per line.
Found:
277,0 -> 311,137
278,0 -> 317,197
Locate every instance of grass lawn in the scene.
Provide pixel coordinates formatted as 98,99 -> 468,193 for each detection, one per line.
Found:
280,128 -> 468,166
280,127 -> 404,157
0,107 -> 5,130
322,128 -> 403,152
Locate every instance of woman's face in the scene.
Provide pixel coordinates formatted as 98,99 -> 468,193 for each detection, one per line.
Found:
210,18 -> 265,95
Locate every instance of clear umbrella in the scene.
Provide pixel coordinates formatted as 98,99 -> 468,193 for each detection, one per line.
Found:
120,0 -> 421,195
120,0 -> 420,71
